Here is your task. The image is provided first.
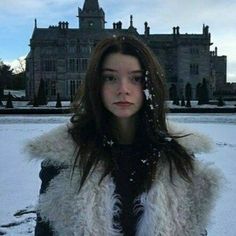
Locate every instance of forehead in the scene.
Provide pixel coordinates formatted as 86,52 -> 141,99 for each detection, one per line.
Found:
102,53 -> 141,71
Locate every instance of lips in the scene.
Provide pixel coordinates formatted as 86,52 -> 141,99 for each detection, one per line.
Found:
114,101 -> 133,107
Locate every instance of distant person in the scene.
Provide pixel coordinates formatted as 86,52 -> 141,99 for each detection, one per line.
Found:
26,35 -> 221,236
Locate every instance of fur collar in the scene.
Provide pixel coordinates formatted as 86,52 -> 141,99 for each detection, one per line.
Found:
25,121 -> 214,166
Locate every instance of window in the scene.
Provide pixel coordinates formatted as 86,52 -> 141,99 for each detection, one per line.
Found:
68,46 -> 76,54
190,47 -> 199,55
68,59 -> 78,72
42,59 -> 56,72
79,45 -> 91,54
50,81 -> 56,96
67,40 -> 77,54
69,80 -> 81,96
44,80 -> 56,96
190,64 -> 199,75
80,58 -> 88,71
68,58 -> 88,72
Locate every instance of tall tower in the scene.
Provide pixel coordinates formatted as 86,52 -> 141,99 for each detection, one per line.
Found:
78,0 -> 105,30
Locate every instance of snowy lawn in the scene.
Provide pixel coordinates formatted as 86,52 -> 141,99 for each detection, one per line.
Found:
0,114 -> 235,235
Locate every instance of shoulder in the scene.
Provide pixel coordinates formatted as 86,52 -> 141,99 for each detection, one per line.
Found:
189,160 -> 223,227
144,160 -> 223,235
24,123 -> 77,166
191,160 -> 222,204
167,121 -> 215,154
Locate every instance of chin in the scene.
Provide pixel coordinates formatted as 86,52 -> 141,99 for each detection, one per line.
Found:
113,112 -> 136,119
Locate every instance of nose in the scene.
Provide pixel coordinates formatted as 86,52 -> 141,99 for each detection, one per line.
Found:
117,78 -> 130,95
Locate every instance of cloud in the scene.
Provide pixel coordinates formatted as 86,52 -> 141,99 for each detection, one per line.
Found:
0,0 -> 78,27
4,56 -> 26,73
212,33 -> 236,64
102,0 -> 236,35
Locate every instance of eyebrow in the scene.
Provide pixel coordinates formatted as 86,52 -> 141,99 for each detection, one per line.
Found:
102,68 -> 144,74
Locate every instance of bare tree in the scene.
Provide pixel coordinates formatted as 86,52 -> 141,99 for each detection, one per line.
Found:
14,57 -> 26,74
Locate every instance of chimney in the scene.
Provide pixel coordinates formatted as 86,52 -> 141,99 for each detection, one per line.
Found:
215,47 -> 218,56
176,26 -> 180,35
118,21 -> 122,29
203,24 -> 209,35
144,22 -> 150,36
173,27 -> 176,35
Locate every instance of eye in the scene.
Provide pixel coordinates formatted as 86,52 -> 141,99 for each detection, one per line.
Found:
131,76 -> 143,84
102,75 -> 117,82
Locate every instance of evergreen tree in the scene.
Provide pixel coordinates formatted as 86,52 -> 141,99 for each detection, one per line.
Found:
0,61 -> 14,90
175,96 -> 180,105
201,78 -> 209,104
172,94 -> 178,105
186,96 -> 191,107
185,83 -> 192,100
181,95 -> 185,106
12,72 -> 27,90
37,78 -> 47,105
5,92 -> 13,108
56,93 -> 62,108
217,96 -> 225,106
33,94 -> 39,107
185,83 -> 192,107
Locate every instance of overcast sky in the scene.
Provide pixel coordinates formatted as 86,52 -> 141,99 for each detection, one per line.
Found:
1,0 -> 236,82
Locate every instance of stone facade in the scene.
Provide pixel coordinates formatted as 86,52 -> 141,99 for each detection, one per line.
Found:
26,0 -> 226,100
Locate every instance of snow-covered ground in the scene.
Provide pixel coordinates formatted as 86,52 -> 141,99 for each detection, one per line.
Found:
0,114 -> 235,235
4,90 -> 26,98
1,99 -> 236,109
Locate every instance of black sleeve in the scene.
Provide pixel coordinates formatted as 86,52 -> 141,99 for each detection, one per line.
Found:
35,161 -> 62,236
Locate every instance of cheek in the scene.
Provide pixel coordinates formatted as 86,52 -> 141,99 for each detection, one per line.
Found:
136,86 -> 144,106
101,85 -> 112,107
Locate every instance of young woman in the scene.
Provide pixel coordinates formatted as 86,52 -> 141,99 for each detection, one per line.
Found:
26,35 -> 220,236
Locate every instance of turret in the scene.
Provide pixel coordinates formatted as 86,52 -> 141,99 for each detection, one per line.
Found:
128,15 -> 137,31
78,0 -> 105,30
203,24 -> 209,36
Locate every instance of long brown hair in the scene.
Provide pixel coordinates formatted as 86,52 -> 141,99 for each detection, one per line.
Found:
69,35 -> 194,191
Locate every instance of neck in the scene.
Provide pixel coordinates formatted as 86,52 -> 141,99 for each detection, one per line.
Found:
112,116 -> 137,144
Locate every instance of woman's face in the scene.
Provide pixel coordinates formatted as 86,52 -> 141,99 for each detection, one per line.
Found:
101,52 -> 144,120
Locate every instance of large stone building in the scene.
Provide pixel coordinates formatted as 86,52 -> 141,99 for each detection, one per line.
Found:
26,0 -> 226,100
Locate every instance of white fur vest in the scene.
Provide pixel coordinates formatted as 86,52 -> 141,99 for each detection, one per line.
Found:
25,122 -> 221,236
